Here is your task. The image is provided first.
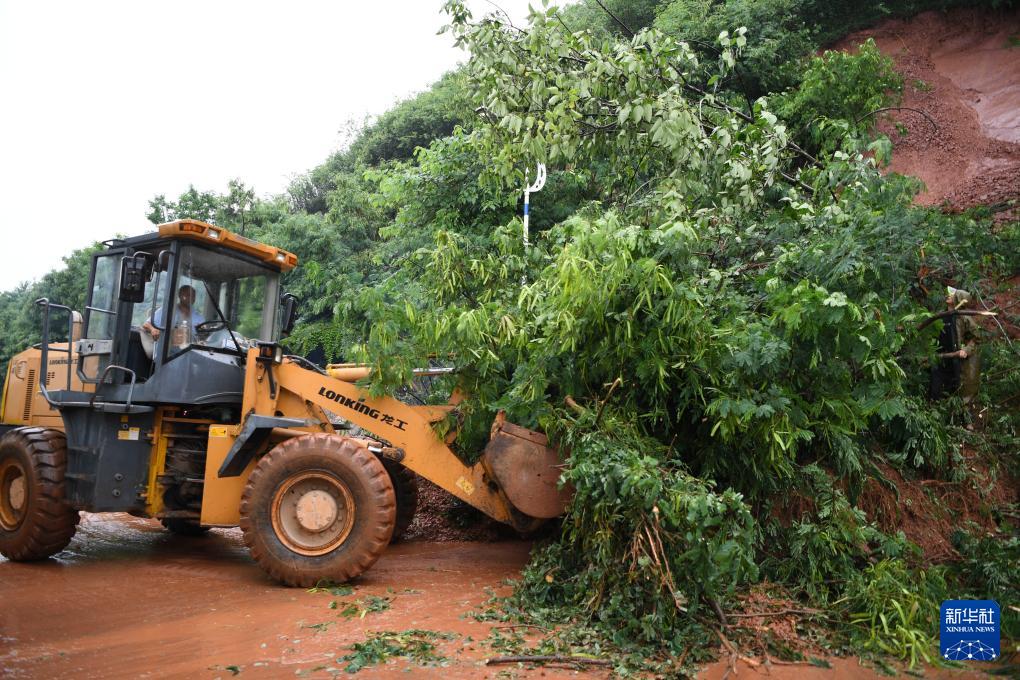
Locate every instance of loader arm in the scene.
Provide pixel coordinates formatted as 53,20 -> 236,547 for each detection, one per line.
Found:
242,350 -> 516,525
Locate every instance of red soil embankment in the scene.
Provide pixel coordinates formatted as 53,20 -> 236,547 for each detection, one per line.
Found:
838,8 -> 1020,214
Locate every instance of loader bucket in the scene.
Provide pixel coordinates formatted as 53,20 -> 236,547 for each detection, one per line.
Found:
481,413 -> 573,519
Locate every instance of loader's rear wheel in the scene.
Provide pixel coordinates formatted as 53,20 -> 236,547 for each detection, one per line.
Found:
160,518 -> 209,536
239,434 -> 395,587
0,428 -> 79,561
378,457 -> 418,542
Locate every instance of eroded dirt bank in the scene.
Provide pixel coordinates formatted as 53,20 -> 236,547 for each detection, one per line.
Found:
837,8 -> 1020,213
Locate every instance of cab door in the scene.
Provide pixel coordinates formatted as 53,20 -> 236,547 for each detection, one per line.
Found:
78,250 -> 124,384
79,247 -> 170,387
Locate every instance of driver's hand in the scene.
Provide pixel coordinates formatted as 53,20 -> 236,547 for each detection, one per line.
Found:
145,324 -> 160,340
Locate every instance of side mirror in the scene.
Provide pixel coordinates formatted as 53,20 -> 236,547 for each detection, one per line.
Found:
280,293 -> 299,336
119,253 -> 153,303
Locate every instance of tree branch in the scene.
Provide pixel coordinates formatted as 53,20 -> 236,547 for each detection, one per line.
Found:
486,654 -> 611,667
727,608 -> 824,619
589,0 -> 634,39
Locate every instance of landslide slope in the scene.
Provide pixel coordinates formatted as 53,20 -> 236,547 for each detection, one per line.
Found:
838,8 -> 1020,215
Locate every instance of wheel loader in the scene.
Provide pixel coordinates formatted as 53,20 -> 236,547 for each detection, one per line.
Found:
0,220 -> 570,585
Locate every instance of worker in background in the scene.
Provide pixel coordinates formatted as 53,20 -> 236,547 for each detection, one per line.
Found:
141,284 -> 206,351
929,287 -> 981,403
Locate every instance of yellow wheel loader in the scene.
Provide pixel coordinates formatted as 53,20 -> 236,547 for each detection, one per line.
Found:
0,220 -> 570,585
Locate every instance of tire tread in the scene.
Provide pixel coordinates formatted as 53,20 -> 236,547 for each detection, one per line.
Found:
239,434 -> 395,587
0,427 -> 79,561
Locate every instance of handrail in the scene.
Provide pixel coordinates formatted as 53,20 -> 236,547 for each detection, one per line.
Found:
89,365 -> 139,412
34,298 -> 74,407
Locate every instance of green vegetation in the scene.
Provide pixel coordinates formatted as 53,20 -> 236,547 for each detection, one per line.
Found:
306,580 -> 354,597
950,525 -> 1020,638
5,0 -> 1018,672
840,559 -> 945,667
773,38 -> 903,156
336,594 -> 393,619
336,629 -> 457,673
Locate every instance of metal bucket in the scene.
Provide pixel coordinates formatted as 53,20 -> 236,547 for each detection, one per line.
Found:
481,412 -> 573,519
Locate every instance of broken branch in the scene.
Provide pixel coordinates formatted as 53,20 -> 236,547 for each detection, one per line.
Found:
727,608 -> 824,619
486,654 -> 611,667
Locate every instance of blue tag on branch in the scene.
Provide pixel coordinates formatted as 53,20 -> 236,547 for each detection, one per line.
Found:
940,600 -> 1000,661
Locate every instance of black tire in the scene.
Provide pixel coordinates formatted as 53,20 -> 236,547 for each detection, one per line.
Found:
0,427 -> 79,560
160,518 -> 210,536
239,434 -> 395,587
378,457 -> 418,542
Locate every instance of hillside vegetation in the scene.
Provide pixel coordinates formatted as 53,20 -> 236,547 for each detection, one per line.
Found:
2,0 -> 1017,672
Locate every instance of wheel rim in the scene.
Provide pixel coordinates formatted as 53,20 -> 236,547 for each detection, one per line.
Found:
270,471 -> 355,556
0,457 -> 28,531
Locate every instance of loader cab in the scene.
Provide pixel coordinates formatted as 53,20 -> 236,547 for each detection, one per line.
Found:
76,220 -> 298,408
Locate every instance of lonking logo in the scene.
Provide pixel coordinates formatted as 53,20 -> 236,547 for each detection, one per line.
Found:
317,386 -> 408,431
940,600 -> 1000,661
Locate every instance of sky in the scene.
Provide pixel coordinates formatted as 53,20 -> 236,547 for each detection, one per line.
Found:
0,0 -> 538,292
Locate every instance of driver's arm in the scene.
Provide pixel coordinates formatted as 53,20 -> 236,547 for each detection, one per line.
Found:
142,309 -> 161,339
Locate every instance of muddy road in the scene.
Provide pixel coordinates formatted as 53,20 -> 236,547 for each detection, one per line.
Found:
0,515 -> 993,679
0,513 -> 578,679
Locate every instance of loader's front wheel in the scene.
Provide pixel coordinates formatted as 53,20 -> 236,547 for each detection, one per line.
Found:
0,427 -> 79,561
240,434 -> 395,587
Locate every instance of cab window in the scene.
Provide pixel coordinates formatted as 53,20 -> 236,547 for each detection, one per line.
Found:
165,245 -> 280,356
85,254 -> 120,339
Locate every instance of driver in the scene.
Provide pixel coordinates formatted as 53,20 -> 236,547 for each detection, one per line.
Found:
142,284 -> 206,351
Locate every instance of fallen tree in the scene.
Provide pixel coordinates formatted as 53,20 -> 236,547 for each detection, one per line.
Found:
349,2 -> 1020,671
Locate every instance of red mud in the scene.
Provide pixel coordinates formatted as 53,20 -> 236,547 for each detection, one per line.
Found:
0,515 -> 1004,679
860,460 -> 1019,562
0,513 -> 581,680
836,8 -> 1020,214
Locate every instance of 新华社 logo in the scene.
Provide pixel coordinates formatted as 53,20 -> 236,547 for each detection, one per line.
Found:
940,600 -> 999,661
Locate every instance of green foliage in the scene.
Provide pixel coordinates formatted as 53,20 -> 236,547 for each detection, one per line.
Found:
336,630 -> 457,673
878,396 -> 956,472
348,71 -> 473,166
147,179 -> 266,233
514,410 -> 756,648
305,579 -> 354,596
654,0 -> 816,97
286,72 -> 472,216
773,39 -> 902,155
336,595 -> 393,619
653,0 -> 1007,100
556,0 -> 660,38
978,340 -> 1020,476
762,466 -> 911,600
345,1 -> 1020,656
950,525 -> 1020,639
838,559 -> 946,668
